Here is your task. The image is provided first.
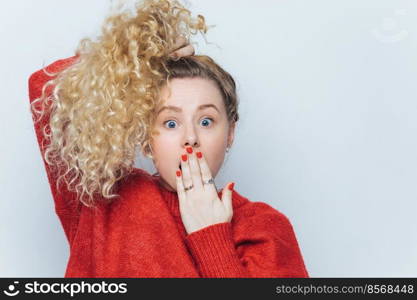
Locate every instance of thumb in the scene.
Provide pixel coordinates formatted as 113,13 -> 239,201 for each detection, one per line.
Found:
221,182 -> 235,212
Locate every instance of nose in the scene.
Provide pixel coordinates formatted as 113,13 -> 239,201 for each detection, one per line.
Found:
182,123 -> 200,148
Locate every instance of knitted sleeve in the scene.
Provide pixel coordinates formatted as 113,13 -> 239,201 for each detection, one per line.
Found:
184,202 -> 309,278
28,56 -> 81,245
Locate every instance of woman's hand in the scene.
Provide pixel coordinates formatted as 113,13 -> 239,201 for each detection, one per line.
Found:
176,146 -> 235,235
168,36 -> 195,59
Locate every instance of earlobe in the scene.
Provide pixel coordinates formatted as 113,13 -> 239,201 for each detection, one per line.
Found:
227,122 -> 236,148
143,143 -> 154,159
142,148 -> 153,159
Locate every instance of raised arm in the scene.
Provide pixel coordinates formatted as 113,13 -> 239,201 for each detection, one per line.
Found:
28,56 -> 81,244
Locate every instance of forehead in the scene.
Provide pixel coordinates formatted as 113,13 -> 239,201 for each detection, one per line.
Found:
158,77 -> 224,112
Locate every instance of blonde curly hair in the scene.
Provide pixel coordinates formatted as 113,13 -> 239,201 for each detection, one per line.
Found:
30,0 -> 239,207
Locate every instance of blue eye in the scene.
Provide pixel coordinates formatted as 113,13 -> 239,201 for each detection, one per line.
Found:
164,120 -> 177,129
163,118 -> 214,129
201,118 -> 213,127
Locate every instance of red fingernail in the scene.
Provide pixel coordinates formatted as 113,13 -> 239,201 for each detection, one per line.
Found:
176,170 -> 181,177
197,152 -> 202,159
186,146 -> 193,154
228,182 -> 235,191
181,154 -> 188,162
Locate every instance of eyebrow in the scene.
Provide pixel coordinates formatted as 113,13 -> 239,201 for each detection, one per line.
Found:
157,104 -> 220,115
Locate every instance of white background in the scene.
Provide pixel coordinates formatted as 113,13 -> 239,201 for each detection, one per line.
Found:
1,0 -> 416,277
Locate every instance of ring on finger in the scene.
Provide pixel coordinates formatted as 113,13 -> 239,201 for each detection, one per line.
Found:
184,184 -> 194,191
202,178 -> 214,185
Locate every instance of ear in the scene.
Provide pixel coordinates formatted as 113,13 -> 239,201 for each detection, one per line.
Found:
142,143 -> 153,159
227,122 -> 236,148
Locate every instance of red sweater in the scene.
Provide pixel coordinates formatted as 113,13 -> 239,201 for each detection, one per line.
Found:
28,57 -> 309,278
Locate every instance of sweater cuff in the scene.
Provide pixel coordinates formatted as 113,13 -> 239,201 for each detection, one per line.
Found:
184,222 -> 249,278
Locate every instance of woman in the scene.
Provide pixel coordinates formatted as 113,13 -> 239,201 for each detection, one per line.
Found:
29,0 -> 309,277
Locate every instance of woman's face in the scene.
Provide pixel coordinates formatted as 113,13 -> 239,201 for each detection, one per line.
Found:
150,77 -> 235,192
